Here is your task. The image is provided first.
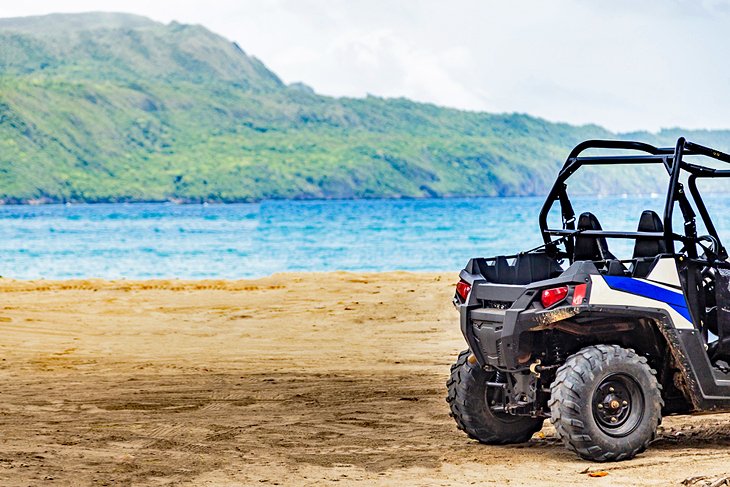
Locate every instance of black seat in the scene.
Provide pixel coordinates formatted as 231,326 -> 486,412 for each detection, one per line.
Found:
573,212 -> 616,262
479,253 -> 562,285
631,210 -> 667,277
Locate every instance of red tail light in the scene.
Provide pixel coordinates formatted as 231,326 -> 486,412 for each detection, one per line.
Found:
572,283 -> 587,306
456,280 -> 472,301
541,286 -> 568,308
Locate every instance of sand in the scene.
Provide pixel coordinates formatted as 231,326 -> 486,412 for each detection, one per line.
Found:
0,272 -> 728,486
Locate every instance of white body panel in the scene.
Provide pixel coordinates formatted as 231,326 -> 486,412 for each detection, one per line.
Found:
646,257 -> 682,288
589,274 -> 694,330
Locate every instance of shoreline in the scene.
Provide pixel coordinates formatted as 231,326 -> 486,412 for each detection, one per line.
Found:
0,192 -> 683,206
0,270 -> 455,291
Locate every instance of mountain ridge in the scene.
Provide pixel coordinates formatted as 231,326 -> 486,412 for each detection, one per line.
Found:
0,12 -> 157,33
0,12 -> 728,204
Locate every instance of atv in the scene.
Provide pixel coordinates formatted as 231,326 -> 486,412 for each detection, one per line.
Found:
447,137 -> 730,461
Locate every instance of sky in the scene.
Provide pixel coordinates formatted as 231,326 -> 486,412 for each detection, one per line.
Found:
1,0 -> 728,133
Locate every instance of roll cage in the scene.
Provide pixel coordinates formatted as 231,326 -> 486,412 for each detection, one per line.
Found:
537,137 -> 730,265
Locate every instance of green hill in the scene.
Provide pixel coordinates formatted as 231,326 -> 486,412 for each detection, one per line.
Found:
1,12 -> 729,203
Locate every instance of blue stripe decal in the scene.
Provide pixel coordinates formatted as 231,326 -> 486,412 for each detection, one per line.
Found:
603,276 -> 692,324
668,304 -> 693,323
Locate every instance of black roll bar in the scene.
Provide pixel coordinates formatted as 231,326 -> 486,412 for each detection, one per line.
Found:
538,140 -> 672,246
538,137 -> 730,261
663,138 -> 686,254
566,140 -> 673,159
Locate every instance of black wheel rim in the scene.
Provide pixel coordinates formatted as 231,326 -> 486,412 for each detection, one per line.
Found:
591,373 -> 645,437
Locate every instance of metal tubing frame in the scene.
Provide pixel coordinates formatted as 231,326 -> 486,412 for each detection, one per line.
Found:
537,138 -> 730,260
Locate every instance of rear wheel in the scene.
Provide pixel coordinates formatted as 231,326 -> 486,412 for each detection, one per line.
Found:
446,350 -> 544,444
549,345 -> 663,461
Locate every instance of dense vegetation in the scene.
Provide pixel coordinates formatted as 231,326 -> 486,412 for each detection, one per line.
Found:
1,12 -> 729,203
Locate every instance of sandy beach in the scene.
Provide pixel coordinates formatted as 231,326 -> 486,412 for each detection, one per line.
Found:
0,272 -> 728,486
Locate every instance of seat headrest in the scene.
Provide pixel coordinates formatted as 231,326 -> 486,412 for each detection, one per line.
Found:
573,212 -> 613,262
577,211 -> 603,231
637,210 -> 664,233
633,210 -> 667,260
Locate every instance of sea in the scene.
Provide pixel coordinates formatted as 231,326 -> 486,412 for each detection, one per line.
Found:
0,195 -> 728,279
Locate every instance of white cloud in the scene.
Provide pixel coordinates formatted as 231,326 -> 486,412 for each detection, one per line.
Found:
1,0 -> 730,132
321,29 -> 485,110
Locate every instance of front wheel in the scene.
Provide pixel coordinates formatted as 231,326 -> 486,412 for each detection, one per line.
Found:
549,345 -> 663,462
446,350 -> 544,444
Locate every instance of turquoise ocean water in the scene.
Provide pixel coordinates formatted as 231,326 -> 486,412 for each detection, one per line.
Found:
1,195 -> 728,279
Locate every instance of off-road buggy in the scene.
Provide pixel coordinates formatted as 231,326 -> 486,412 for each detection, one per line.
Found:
447,137 -> 730,461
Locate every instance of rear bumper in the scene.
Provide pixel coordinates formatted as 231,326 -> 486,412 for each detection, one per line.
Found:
455,277 -> 534,368
459,300 -> 585,369
458,288 -> 533,370
457,260 -> 599,369
459,305 -> 507,366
